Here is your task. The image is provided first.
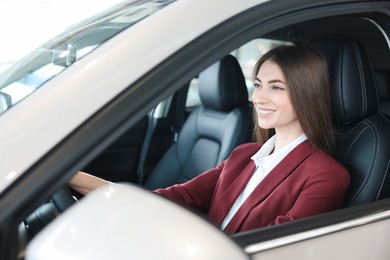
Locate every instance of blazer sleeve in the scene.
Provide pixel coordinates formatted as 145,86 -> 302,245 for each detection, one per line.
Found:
153,161 -> 225,214
268,153 -> 351,226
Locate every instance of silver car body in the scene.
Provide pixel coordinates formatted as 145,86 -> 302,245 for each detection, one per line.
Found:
0,0 -> 389,259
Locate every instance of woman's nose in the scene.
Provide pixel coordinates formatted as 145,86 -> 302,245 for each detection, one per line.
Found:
252,88 -> 268,104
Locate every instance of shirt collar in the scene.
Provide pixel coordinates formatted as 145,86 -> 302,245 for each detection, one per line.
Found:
251,134 -> 308,168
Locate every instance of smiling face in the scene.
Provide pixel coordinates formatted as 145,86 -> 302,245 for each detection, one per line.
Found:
252,59 -> 303,138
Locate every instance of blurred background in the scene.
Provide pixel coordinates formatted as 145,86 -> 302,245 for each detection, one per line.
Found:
0,0 -> 123,72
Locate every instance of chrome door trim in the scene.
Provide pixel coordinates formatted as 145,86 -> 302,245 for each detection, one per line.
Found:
245,209 -> 390,254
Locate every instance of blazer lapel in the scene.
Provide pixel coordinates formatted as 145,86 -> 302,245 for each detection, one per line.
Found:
224,140 -> 316,233
210,162 -> 256,225
208,144 -> 260,226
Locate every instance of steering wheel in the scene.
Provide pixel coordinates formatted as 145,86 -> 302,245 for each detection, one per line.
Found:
51,186 -> 78,212
23,186 -> 78,238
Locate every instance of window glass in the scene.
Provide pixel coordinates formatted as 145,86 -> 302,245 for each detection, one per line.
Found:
185,39 -> 292,108
0,0 -> 175,115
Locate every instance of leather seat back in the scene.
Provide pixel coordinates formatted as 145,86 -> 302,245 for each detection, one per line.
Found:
145,55 -> 252,189
375,70 -> 390,116
309,36 -> 390,206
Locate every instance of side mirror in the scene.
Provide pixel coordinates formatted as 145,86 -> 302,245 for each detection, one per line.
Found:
52,43 -> 77,67
26,184 -> 249,260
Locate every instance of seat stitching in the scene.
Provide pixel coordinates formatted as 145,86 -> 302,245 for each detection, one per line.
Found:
350,119 -> 378,205
379,113 -> 390,123
375,114 -> 390,199
351,40 -> 367,118
376,158 -> 390,200
341,123 -> 369,162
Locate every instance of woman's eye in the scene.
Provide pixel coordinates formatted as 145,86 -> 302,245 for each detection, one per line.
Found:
254,83 -> 262,88
272,85 -> 284,90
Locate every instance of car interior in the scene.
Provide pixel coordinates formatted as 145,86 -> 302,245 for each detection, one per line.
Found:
144,54 -> 253,190
16,5 -> 390,259
79,15 -> 390,205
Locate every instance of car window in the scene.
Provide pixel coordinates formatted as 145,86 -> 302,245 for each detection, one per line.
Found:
0,0 -> 175,115
185,38 -> 292,110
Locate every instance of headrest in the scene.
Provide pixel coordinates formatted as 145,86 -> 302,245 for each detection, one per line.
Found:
308,36 -> 378,125
198,55 -> 248,112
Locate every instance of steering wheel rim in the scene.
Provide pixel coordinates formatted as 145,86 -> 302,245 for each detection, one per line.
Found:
51,186 -> 78,212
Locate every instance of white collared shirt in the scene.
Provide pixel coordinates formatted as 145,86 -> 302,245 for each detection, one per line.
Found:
220,134 -> 307,230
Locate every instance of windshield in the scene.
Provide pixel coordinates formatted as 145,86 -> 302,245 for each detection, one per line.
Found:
0,0 -> 174,114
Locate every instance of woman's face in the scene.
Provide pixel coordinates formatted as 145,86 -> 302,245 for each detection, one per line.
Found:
252,59 -> 302,135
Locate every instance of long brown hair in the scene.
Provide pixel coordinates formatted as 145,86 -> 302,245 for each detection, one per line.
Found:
252,45 -> 334,154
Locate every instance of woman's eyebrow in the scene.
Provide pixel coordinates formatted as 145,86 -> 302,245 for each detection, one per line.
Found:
255,77 -> 286,84
269,79 -> 286,84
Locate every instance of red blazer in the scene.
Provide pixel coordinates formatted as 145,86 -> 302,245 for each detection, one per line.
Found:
154,141 -> 350,234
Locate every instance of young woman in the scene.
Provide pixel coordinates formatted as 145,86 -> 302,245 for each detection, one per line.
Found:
69,45 -> 350,234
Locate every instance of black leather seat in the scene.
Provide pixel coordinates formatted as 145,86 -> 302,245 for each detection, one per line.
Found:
145,55 -> 252,189
375,70 -> 390,117
309,36 -> 390,207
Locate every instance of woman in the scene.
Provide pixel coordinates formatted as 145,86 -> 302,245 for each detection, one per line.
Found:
70,45 -> 350,234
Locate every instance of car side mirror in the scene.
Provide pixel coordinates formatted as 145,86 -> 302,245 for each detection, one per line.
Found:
26,184 -> 249,260
52,43 -> 77,67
